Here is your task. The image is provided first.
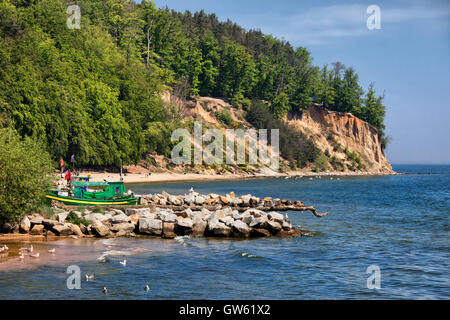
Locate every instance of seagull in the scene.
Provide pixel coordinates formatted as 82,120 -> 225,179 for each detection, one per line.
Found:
30,253 -> 40,258
19,253 -> 25,260
119,260 -> 127,267
20,245 -> 33,253
102,287 -> 108,294
145,284 -> 150,291
189,187 -> 194,193
48,248 -> 56,254
286,213 -> 289,220
86,274 -> 95,281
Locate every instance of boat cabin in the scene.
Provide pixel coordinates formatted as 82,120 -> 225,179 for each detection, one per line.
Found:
72,181 -> 127,200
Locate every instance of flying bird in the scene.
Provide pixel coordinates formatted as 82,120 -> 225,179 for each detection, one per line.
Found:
120,260 -> 127,267
86,274 -> 95,281
102,287 -> 108,294
48,248 -> 56,254
145,284 -> 150,291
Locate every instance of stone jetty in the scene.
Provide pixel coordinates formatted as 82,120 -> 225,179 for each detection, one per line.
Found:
1,190 -> 329,239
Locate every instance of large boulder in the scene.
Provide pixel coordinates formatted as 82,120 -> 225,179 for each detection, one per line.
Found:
157,211 -> 178,223
30,224 -> 45,235
282,220 -> 292,231
175,217 -> 193,235
19,216 -> 31,233
52,224 -> 74,236
244,209 -> 266,218
264,220 -> 282,234
207,218 -> 232,237
162,222 -> 176,239
56,212 -> 68,223
91,220 -> 110,237
111,213 -> 131,224
125,208 -> 153,218
243,215 -> 254,225
212,222 -> 232,237
219,196 -> 230,205
42,219 -> 62,228
232,220 -> 250,237
192,217 -> 207,237
194,196 -> 206,205
138,218 -> 162,236
250,197 -> 260,206
1,222 -> 16,233
240,195 -> 251,206
268,212 -> 284,224
30,215 -> 44,225
168,195 -> 181,206
79,223 -> 88,235
184,194 -> 195,204
249,217 -> 268,228
220,216 -> 234,227
250,228 -> 271,237
68,223 -> 84,237
110,222 -> 135,234
84,213 -> 111,223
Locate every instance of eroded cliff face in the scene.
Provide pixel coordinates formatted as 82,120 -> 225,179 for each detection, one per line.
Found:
288,106 -> 393,173
163,93 -> 393,173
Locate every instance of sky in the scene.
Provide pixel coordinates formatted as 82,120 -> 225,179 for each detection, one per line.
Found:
152,0 -> 450,164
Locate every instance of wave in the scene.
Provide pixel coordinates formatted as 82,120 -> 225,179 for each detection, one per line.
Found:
97,247 -> 149,261
240,252 -> 262,259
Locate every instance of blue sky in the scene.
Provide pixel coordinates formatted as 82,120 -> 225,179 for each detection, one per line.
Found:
153,0 -> 450,164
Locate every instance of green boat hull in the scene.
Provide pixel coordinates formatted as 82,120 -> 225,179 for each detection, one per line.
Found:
46,194 -> 141,206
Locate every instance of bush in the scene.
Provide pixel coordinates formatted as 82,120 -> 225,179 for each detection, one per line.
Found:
66,211 -> 92,226
246,101 -> 321,168
216,109 -> 233,126
0,127 -> 55,223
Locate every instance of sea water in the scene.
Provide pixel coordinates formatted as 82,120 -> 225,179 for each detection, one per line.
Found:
0,165 -> 448,299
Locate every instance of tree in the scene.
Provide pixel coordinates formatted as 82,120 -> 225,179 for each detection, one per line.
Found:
270,92 -> 290,118
314,65 -> 335,108
0,127 -> 54,223
333,66 -> 364,113
217,42 -> 256,98
354,83 -> 386,133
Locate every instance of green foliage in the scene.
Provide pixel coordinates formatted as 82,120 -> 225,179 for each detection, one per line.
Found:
246,101 -> 321,168
0,0 -> 388,172
0,127 -> 55,223
215,109 -> 233,127
312,154 -> 329,172
66,211 -> 92,226
270,93 -> 291,118
329,156 -> 345,171
92,207 -> 104,213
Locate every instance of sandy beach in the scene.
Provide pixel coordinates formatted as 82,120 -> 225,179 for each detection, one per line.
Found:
77,170 -> 395,184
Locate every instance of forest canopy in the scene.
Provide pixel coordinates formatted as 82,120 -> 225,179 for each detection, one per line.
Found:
0,0 -> 387,167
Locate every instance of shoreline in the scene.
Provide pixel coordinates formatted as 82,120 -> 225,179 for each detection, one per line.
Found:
79,171 -> 398,185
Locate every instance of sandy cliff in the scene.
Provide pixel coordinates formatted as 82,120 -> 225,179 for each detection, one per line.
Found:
289,105 -> 392,173
161,94 -> 393,174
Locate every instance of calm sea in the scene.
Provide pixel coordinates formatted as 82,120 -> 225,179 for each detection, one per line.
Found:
0,164 -> 448,299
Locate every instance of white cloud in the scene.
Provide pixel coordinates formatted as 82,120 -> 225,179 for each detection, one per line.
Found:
264,3 -> 450,46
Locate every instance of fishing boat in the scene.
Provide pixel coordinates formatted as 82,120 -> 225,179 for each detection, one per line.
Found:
46,181 -> 141,206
